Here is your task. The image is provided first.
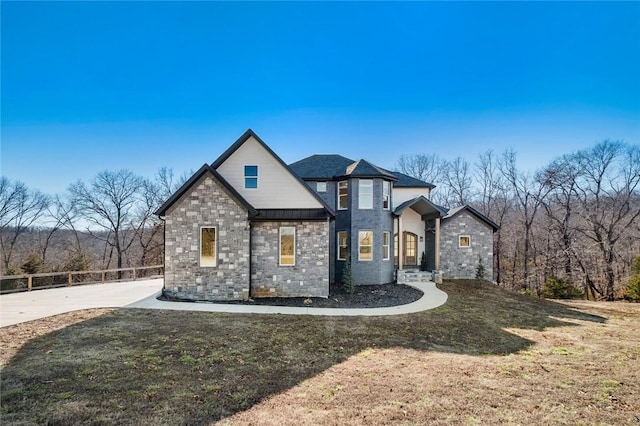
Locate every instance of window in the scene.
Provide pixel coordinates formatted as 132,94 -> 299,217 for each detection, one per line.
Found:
459,235 -> 471,248
200,227 -> 216,267
338,181 -> 348,210
280,227 -> 296,265
317,182 -> 327,192
383,231 -> 390,260
244,165 -> 258,189
382,181 -> 391,210
393,233 -> 399,264
359,230 -> 373,261
337,231 -> 348,260
359,179 -> 373,209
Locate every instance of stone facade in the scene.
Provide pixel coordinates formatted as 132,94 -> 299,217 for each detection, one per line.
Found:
164,173 -> 251,301
440,210 -> 494,281
251,220 -> 330,297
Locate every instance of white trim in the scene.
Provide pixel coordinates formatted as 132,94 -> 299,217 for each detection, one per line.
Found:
358,230 -> 373,261
199,226 -> 217,267
459,235 -> 471,248
338,181 -> 348,210
358,179 -> 373,210
279,226 -> 296,266
337,231 -> 348,261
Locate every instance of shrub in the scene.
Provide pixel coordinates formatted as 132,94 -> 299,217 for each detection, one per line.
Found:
625,255 -> 640,301
341,253 -> 354,294
420,251 -> 428,271
475,256 -> 486,281
541,277 -> 584,299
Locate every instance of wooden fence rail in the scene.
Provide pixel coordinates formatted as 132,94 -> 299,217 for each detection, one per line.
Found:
0,265 -> 164,294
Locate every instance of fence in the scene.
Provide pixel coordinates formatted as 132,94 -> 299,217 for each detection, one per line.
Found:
0,264 -> 164,294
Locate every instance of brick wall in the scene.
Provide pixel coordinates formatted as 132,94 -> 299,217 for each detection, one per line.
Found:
251,220 -> 330,297
440,210 -> 494,281
164,173 -> 251,301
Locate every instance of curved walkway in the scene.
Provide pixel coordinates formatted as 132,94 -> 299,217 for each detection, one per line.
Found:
126,281 -> 448,316
0,279 -> 448,327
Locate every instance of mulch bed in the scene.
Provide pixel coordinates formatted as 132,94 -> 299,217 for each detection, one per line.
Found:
162,283 -> 424,308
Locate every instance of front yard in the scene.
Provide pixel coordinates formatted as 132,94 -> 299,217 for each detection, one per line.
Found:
1,280 -> 638,425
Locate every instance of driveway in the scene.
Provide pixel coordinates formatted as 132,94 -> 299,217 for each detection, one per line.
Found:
0,279 -> 163,327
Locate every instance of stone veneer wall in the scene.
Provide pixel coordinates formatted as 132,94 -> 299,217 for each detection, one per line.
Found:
251,220 -> 329,297
440,210 -> 494,281
164,173 -> 251,301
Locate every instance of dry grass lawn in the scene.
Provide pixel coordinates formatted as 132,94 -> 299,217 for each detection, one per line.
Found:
1,280 -> 639,425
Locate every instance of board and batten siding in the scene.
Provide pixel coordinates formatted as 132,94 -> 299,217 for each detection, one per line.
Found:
216,136 -> 323,209
392,187 -> 431,207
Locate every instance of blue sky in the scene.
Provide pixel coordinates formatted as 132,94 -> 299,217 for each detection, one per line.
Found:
2,1 -> 639,195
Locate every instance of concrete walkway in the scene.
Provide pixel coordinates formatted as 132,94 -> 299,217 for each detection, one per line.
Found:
0,279 -> 448,327
126,281 -> 447,316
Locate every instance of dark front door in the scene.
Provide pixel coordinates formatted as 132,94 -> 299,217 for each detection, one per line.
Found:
403,232 -> 418,266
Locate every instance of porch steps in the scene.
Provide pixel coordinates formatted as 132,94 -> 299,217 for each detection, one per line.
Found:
397,270 -> 434,284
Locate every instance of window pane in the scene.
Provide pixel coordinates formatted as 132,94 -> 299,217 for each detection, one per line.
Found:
359,231 -> 373,261
383,231 -> 390,260
201,227 -> 216,267
459,236 -> 470,247
280,227 -> 295,265
244,165 -> 258,177
359,180 -> 373,209
338,181 -> 348,210
337,231 -> 348,260
245,177 -> 257,189
383,181 -> 390,209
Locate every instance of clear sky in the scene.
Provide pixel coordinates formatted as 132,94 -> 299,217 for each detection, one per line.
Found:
2,1 -> 639,195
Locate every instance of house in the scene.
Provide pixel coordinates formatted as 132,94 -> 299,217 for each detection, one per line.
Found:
156,129 -> 498,301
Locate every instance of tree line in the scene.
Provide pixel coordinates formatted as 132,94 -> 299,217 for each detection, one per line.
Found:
1,139 -> 638,300
397,140 -> 640,300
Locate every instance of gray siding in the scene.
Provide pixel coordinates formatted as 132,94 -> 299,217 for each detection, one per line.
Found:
251,220 -> 329,297
164,174 -> 251,301
440,211 -> 494,281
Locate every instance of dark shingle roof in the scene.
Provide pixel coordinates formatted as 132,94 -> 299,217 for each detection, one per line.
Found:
389,171 -> 435,188
347,160 -> 398,180
443,205 -> 499,231
289,154 -> 355,180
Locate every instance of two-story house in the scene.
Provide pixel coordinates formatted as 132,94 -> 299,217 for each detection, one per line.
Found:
156,129 -> 498,301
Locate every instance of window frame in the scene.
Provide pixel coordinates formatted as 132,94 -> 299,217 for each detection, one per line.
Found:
382,231 -> 390,261
244,165 -> 258,189
337,231 -> 348,261
358,179 -> 373,210
317,181 -> 327,193
338,181 -> 348,210
382,181 -> 391,210
199,226 -> 217,267
279,226 -> 296,266
358,230 -> 373,261
459,235 -> 471,248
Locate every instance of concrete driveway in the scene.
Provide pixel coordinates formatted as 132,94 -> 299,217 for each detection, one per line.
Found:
0,279 -> 163,327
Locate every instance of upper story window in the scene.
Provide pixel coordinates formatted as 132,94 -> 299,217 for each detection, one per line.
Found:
359,179 -> 373,209
338,181 -> 348,210
382,181 -> 391,210
244,165 -> 258,189
317,182 -> 327,192
200,226 -> 216,267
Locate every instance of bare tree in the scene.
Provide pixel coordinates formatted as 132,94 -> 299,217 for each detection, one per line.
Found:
68,170 -> 145,276
396,153 -> 447,186
0,177 -> 49,272
570,140 -> 640,300
442,156 -> 472,206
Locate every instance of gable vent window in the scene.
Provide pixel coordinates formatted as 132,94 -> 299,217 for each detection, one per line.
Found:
459,235 -> 471,248
244,165 -> 258,189
317,182 -> 327,192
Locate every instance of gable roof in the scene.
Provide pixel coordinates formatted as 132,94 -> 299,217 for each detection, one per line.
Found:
211,129 -> 335,216
155,164 -> 258,217
442,205 -> 499,232
394,195 -> 448,218
345,159 -> 398,180
289,154 -> 355,180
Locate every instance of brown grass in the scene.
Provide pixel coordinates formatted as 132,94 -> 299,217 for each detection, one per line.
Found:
1,280 -> 638,425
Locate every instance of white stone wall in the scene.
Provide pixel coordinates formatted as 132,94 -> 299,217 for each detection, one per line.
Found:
164,173 -> 251,301
440,211 -> 494,281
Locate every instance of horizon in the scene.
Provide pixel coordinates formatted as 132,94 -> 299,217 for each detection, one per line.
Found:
2,1 -> 639,196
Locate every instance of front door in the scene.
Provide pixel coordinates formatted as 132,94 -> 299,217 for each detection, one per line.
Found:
403,232 -> 418,266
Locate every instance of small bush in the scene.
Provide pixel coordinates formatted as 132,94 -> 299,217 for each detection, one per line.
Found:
475,256 -> 486,281
625,255 -> 640,301
541,277 -> 584,299
341,253 -> 354,294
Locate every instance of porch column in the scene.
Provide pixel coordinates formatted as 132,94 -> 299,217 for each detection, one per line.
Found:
435,217 -> 441,270
398,215 -> 404,270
